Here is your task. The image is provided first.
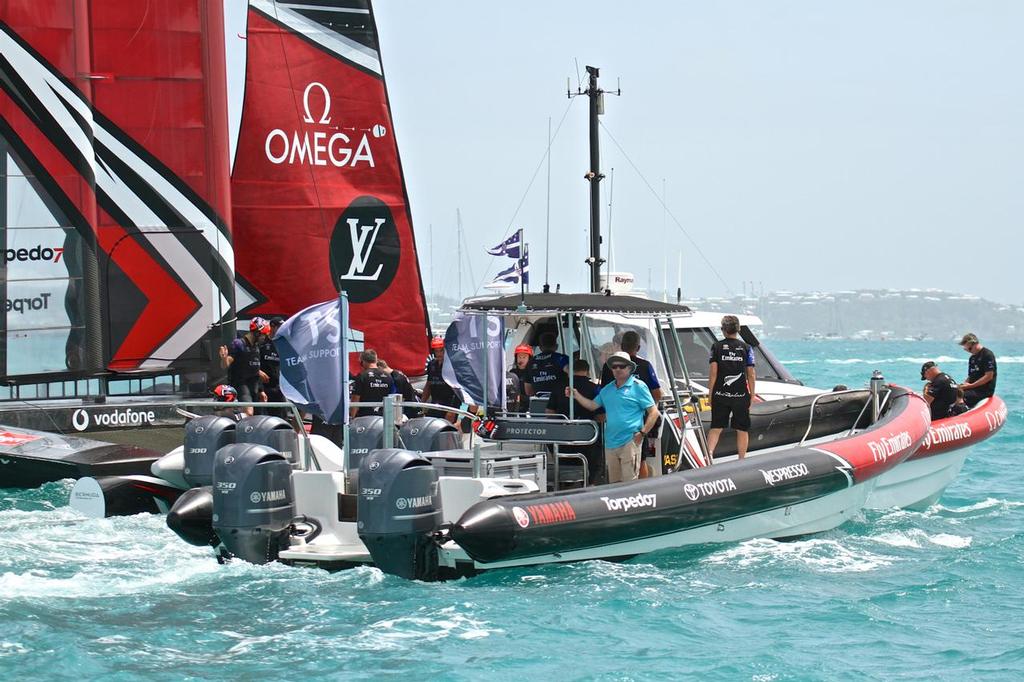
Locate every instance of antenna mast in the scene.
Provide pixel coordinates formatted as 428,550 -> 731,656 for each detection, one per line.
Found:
570,66 -> 620,293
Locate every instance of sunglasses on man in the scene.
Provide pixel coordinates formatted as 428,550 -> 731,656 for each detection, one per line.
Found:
609,363 -> 630,370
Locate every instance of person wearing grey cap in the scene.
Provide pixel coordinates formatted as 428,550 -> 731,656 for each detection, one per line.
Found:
921,361 -> 957,420
958,333 -> 997,407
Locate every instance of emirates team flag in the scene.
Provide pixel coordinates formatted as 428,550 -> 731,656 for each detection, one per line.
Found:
441,313 -> 505,408
276,296 -> 354,425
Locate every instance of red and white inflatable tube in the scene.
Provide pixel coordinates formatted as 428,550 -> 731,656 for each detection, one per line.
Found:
911,395 -> 1007,461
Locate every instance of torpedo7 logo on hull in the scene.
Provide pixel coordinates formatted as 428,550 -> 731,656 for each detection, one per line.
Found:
3,246 -> 64,264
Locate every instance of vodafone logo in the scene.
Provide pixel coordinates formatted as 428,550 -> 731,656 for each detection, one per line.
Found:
72,409 -> 90,431
264,81 -> 385,169
71,408 -> 157,432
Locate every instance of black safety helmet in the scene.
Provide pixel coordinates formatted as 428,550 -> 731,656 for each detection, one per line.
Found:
920,361 -> 936,380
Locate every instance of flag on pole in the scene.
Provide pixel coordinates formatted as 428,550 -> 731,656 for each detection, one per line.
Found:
275,296 -> 359,425
486,229 -> 523,258
493,247 -> 529,286
440,312 -> 505,408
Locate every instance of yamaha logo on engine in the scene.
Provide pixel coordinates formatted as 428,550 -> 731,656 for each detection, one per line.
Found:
329,196 -> 400,303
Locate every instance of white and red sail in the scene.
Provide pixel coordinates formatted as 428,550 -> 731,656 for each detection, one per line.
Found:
0,0 -> 430,380
0,1 -> 234,373
231,0 -> 430,376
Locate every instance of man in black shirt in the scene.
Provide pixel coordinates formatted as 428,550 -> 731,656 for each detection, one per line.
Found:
524,332 -> 569,398
259,317 -> 287,418
706,315 -> 756,459
959,333 -> 997,407
921,361 -> 957,421
422,336 -> 460,422
350,349 -> 395,418
219,317 -> 271,415
377,359 -> 419,419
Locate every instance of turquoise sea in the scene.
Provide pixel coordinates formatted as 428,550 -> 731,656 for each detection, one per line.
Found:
1,341 -> 1021,680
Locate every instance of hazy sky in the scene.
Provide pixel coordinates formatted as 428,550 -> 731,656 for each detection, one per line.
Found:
372,1 -> 1023,304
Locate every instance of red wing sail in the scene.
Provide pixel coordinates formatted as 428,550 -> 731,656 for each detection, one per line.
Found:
0,1 -> 234,375
232,0 -> 430,376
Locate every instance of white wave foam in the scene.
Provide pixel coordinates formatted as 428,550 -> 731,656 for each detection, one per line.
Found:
928,533 -> 972,548
354,610 -> 501,650
703,537 -> 893,573
872,532 -> 922,549
934,498 -> 1024,514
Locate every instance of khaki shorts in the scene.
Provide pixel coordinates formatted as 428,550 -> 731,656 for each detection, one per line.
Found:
605,440 -> 641,483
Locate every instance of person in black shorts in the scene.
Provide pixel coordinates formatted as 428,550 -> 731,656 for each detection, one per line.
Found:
350,349 -> 395,418
706,315 -> 756,459
958,333 -> 997,408
219,317 -> 271,415
921,361 -> 957,421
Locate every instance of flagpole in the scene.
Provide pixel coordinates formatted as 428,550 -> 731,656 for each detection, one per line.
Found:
339,288 -> 351,480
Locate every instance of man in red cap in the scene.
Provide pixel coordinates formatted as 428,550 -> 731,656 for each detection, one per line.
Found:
422,336 -> 459,421
218,317 -> 270,415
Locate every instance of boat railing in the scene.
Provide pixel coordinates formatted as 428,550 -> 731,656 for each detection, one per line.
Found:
174,399 -> 318,470
798,387 -> 890,447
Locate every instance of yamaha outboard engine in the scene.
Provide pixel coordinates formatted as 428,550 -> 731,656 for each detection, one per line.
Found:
357,449 -> 442,581
212,444 -> 294,564
347,416 -> 404,488
183,416 -> 236,487
167,486 -> 217,546
235,415 -> 298,464
399,417 -> 461,453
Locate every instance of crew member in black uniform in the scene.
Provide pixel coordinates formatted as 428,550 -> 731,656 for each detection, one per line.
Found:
350,349 -> 395,418
212,384 -> 245,421
949,388 -> 969,416
921,361 -> 957,421
524,332 -> 569,407
259,317 -> 286,418
422,336 -> 460,422
959,333 -> 997,408
219,317 -> 270,415
507,343 -> 533,413
548,358 -> 606,484
376,359 -> 419,420
706,315 -> 756,459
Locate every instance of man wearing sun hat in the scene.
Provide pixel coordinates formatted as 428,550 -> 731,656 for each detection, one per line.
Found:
569,351 -> 660,483
958,333 -> 997,408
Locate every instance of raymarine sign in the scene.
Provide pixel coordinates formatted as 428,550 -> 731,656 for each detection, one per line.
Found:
71,408 -> 157,432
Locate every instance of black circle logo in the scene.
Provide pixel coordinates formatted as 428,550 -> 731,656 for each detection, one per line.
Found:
329,195 -> 400,303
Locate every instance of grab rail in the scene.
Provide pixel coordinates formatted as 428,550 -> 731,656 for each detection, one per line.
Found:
173,399 -> 317,471
798,389 -> 881,447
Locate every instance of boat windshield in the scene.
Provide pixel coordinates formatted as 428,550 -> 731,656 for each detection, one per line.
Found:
669,327 -> 717,380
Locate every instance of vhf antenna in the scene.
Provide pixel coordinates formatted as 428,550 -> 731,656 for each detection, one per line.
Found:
568,66 -> 621,294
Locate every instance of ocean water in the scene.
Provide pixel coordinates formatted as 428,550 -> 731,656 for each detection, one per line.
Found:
1,341 -> 1021,680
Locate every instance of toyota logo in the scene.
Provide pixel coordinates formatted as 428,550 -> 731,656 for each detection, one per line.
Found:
71,409 -> 90,431
684,483 -> 699,502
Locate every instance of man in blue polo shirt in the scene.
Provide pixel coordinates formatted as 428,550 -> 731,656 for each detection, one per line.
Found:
570,351 -> 660,483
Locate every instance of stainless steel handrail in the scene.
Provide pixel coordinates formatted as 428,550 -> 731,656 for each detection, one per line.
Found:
173,399 -> 318,471
798,389 -> 880,446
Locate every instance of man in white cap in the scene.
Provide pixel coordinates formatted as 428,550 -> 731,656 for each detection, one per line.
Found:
570,351 -> 660,483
